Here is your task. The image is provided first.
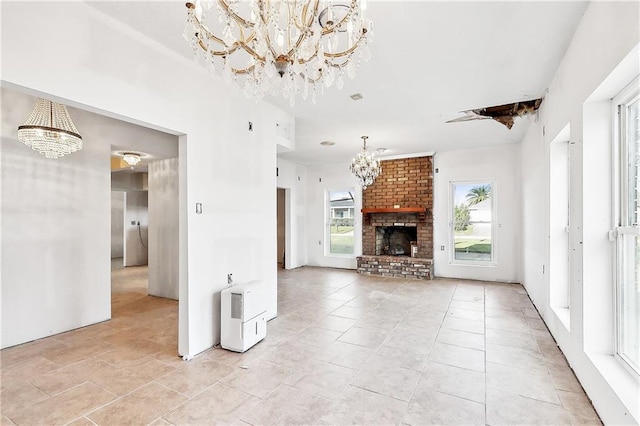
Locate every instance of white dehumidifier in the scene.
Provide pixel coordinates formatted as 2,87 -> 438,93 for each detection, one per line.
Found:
220,281 -> 267,352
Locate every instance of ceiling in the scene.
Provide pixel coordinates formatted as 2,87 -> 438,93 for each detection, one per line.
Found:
88,1 -> 588,166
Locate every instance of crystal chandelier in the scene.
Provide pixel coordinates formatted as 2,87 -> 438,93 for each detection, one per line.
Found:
122,153 -> 142,166
17,98 -> 83,159
350,135 -> 381,189
184,0 -> 373,104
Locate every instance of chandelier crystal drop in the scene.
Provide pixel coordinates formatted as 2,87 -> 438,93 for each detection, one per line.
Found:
350,135 -> 381,189
183,0 -> 373,105
17,98 -> 83,159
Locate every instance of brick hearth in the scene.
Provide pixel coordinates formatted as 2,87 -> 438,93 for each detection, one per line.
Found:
357,255 -> 433,279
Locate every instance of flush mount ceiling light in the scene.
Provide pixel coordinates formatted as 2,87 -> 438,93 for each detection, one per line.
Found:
122,152 -> 142,166
320,140 -> 335,146
17,98 -> 83,159
350,135 -> 381,190
184,0 -> 373,105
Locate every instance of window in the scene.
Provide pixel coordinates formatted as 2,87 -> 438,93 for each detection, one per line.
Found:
327,190 -> 355,255
550,123 -> 571,328
614,81 -> 640,375
451,181 -> 494,264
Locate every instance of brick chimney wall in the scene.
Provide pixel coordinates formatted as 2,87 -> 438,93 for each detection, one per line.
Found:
362,156 -> 433,258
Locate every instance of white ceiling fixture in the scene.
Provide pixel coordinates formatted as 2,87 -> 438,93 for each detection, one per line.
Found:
122,152 -> 142,166
17,98 -> 83,159
350,135 -> 381,190
183,0 -> 373,105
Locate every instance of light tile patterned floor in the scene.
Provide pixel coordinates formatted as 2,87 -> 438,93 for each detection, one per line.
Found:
1,265 -> 601,425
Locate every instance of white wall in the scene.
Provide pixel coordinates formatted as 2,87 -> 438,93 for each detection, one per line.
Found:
433,145 -> 521,283
305,163 -> 362,269
1,89 -> 112,349
1,2 -> 288,357
111,191 -> 125,258
276,158 -> 308,269
148,158 -> 179,300
112,172 -> 147,192
124,191 -> 148,267
520,2 -> 639,423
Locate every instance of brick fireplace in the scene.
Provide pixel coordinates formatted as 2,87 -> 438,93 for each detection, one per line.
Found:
357,156 -> 434,279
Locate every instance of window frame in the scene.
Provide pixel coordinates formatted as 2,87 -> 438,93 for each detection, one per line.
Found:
325,188 -> 356,258
549,123 -> 572,329
449,179 -> 497,267
612,77 -> 640,376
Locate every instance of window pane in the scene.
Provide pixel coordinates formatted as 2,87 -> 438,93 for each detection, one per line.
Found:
619,233 -> 640,372
452,182 -> 493,262
627,100 -> 640,227
329,190 -> 354,255
619,97 -> 640,373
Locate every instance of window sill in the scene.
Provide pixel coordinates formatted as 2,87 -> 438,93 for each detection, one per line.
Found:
326,253 -> 356,259
551,306 -> 571,332
586,352 -> 640,423
450,261 -> 497,268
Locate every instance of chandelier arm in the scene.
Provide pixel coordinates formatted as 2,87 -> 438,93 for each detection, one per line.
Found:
189,10 -> 227,46
323,31 -> 368,59
236,31 -> 265,62
286,33 -> 309,60
293,19 -> 367,64
262,33 -> 279,62
197,38 -> 241,57
285,1 -> 320,61
201,38 -> 266,66
218,0 -> 254,29
258,0 -> 270,28
321,0 -> 358,36
294,0 -> 319,32
191,9 -> 265,62
230,64 -> 256,76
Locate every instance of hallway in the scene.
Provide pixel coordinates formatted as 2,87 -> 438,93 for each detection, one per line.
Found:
1,267 -> 600,425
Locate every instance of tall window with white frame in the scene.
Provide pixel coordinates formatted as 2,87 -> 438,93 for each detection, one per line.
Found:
614,79 -> 640,375
550,123 -> 571,328
327,190 -> 355,255
451,181 -> 495,264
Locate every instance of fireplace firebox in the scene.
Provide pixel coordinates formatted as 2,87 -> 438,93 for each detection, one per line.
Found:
375,226 -> 417,256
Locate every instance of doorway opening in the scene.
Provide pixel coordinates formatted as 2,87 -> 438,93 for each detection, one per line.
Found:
277,187 -> 286,268
109,126 -> 179,337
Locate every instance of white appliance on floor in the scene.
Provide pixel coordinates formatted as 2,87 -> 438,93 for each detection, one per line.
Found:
220,281 -> 267,352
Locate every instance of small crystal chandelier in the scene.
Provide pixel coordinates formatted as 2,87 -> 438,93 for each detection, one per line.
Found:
17,98 -> 83,159
350,135 -> 381,189
122,153 -> 142,166
184,0 -> 373,104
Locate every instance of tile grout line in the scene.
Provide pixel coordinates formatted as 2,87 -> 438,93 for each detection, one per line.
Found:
484,283 -> 488,425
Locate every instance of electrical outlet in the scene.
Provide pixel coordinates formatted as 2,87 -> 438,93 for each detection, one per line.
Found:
131,221 -> 136,225
440,245 -> 445,251
318,240 -> 322,245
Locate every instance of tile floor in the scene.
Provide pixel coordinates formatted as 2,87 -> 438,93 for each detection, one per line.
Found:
1,264 -> 601,425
